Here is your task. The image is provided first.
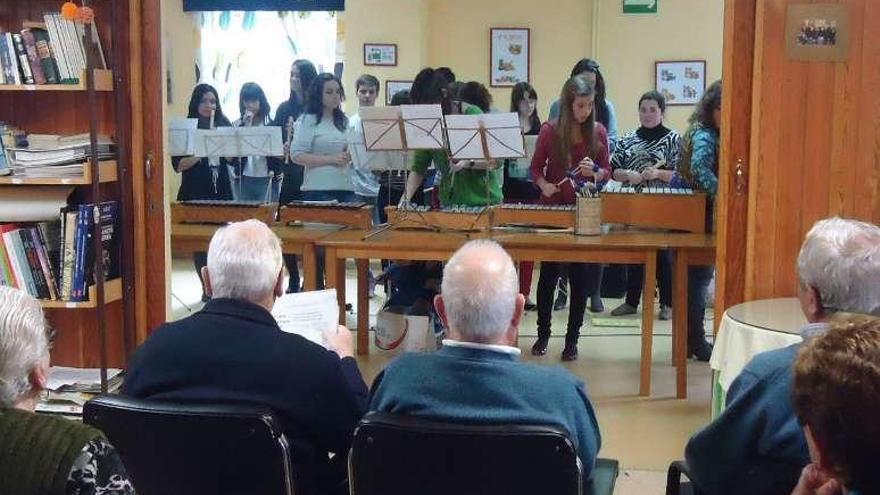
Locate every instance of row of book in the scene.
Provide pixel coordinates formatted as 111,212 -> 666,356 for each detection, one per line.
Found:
0,202 -> 119,302
0,14 -> 106,86
0,125 -> 115,178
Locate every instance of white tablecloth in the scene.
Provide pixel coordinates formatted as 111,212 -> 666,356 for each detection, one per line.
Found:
710,298 -> 806,393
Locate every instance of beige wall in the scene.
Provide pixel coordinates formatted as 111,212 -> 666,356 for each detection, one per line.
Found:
595,0 -> 724,134
426,0 -> 593,119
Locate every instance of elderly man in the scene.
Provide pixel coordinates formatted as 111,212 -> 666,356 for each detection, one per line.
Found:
0,286 -> 135,495
684,217 -> 880,495
369,240 -> 602,478
124,220 -> 367,495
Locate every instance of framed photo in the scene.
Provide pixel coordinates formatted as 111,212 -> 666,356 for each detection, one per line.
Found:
385,80 -> 413,105
363,43 -> 398,67
489,28 -> 529,87
785,4 -> 850,62
654,60 -> 707,106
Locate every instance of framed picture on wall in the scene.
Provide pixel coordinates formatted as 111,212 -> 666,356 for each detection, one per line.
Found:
364,43 -> 398,67
385,80 -> 413,105
489,28 -> 530,87
654,60 -> 707,106
784,4 -> 850,62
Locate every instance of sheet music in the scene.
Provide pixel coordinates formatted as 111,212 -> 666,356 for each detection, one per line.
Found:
191,128 -> 237,157
401,105 -> 445,149
168,118 -> 197,156
360,106 -> 405,151
271,289 -> 339,348
237,126 -> 284,157
446,112 -> 526,161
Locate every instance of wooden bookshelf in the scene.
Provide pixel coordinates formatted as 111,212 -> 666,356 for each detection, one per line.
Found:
0,160 -> 117,185
0,69 -> 114,92
39,278 -> 122,309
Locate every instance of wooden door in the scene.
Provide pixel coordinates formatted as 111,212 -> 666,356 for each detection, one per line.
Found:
717,0 -> 880,311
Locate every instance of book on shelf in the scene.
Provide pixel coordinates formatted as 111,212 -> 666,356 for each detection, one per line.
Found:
20,29 -> 48,85
4,133 -> 115,178
0,33 -> 21,85
0,201 -> 119,302
11,33 -> 36,85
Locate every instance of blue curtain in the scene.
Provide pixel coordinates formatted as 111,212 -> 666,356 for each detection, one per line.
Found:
183,0 -> 343,11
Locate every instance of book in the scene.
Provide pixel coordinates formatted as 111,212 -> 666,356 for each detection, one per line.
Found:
11,33 -> 35,85
33,225 -> 59,300
60,209 -> 77,300
30,27 -> 60,84
20,29 -> 48,85
56,15 -> 84,79
5,228 -> 38,296
96,201 -> 120,281
19,228 -> 50,298
43,13 -> 74,83
0,33 -> 20,85
72,204 -> 90,301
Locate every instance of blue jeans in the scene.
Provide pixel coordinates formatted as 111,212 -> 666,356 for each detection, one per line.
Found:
688,266 -> 714,346
301,190 -> 357,289
232,175 -> 280,203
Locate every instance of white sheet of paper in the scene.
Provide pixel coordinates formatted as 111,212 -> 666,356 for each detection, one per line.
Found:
271,289 -> 339,348
191,128 -> 238,157
360,106 -> 405,151
401,104 -> 445,149
168,117 -> 197,156
446,112 -> 525,161
237,126 -> 284,157
46,366 -> 123,391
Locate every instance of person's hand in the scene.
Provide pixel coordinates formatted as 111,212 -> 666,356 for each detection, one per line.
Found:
328,152 -> 350,166
641,166 -> 661,181
323,325 -> 354,359
574,157 -> 596,178
539,181 -> 560,198
451,159 -> 472,172
791,464 -> 842,495
613,168 -> 643,185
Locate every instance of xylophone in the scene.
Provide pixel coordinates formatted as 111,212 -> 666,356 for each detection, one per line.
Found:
277,201 -> 375,229
384,204 -> 493,231
600,184 -> 707,233
493,203 -> 576,229
171,200 -> 277,225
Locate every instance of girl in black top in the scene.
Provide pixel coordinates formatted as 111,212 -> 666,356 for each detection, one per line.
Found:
172,84 -> 234,201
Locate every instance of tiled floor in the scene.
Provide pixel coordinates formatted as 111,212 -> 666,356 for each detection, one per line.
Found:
171,258 -> 715,493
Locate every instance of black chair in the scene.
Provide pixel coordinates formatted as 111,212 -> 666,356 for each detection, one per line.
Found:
83,395 -> 294,495
349,412 -> 619,495
666,460 -> 705,495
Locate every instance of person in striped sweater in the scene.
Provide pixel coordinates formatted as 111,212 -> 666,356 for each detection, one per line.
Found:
609,90 -> 682,321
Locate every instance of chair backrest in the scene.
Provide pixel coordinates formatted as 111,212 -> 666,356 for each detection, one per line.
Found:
83,395 -> 293,495
349,412 -> 583,495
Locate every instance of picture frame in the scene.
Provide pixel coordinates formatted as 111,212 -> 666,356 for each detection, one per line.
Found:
363,43 -> 398,67
784,4 -> 850,62
654,60 -> 707,106
385,80 -> 413,105
489,28 -> 530,88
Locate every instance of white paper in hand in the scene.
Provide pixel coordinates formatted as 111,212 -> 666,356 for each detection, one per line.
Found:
271,289 -> 339,348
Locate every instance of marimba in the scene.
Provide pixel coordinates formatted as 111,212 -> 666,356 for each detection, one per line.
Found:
601,184 -> 707,234
493,204 -> 576,229
171,200 -> 277,225
278,201 -> 375,229
384,205 -> 493,231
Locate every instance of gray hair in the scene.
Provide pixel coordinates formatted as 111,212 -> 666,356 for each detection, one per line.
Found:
441,240 -> 519,342
0,286 -> 49,407
207,220 -> 283,303
797,217 -> 880,316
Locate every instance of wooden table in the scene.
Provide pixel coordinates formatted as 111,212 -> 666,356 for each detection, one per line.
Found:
319,228 -> 715,397
671,246 -> 716,398
171,223 -> 343,291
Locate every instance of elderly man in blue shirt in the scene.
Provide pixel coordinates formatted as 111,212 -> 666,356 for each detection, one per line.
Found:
369,240 -> 602,479
685,217 -> 880,495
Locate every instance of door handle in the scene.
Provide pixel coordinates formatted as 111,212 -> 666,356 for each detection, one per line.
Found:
735,159 -> 746,195
144,151 -> 154,180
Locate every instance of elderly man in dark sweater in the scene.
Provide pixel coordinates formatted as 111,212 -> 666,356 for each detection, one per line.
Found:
125,220 -> 368,495
685,217 -> 880,495
369,240 -> 602,479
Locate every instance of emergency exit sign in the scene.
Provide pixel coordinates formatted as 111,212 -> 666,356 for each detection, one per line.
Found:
623,0 -> 658,14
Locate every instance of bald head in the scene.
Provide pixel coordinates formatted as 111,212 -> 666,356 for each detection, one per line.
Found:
438,240 -> 522,343
205,220 -> 283,307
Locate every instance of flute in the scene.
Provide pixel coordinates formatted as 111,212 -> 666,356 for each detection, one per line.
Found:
284,116 -> 295,164
209,108 -> 216,130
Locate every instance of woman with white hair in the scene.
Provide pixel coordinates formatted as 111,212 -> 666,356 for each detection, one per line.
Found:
0,286 -> 135,495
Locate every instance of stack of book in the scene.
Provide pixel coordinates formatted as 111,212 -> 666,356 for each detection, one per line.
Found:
0,16 -> 106,86
0,201 -> 119,302
37,366 -> 124,416
6,133 -> 115,179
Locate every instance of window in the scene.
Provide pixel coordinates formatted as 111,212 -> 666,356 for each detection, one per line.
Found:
196,11 -> 338,120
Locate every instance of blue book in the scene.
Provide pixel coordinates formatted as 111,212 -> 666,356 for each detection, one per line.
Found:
72,204 -> 92,301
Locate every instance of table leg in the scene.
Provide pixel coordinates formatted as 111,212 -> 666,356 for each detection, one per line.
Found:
301,245 -> 317,292
324,247 -> 346,326
356,258 -> 370,355
673,250 -> 690,399
640,250 -> 657,397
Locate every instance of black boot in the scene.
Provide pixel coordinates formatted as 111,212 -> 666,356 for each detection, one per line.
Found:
689,335 -> 713,362
561,335 -> 579,361
531,333 -> 549,356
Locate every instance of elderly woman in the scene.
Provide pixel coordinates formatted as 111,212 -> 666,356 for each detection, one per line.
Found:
0,286 -> 134,495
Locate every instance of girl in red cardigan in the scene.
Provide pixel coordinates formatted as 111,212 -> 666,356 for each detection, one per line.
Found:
529,75 -> 611,361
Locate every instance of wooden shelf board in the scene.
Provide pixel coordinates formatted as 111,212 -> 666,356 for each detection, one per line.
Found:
40,278 -> 122,309
0,69 -> 113,92
0,160 -> 117,186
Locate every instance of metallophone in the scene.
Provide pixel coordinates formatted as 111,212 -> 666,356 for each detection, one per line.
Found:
383,204 -> 493,231
171,200 -> 278,225
278,201 -> 375,230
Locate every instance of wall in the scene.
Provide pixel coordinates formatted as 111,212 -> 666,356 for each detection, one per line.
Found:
338,0 -> 429,114
426,0 -> 593,120
745,0 -> 880,299
595,0 -> 724,134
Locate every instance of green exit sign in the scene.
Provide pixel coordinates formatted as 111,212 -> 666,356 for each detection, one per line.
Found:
623,0 -> 658,14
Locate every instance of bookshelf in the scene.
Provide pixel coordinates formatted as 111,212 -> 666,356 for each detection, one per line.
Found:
0,0 -> 133,377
